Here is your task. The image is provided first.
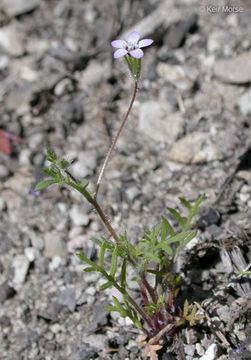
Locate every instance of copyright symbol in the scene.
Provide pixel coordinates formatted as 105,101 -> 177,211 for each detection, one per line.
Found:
200,6 -> 205,12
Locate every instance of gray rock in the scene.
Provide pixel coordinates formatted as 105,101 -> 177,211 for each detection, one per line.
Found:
44,233 -> 67,258
0,282 -> 16,303
69,205 -> 90,227
80,60 -> 111,89
29,231 -> 44,250
34,258 -> 49,274
122,2 -> 181,42
0,55 -> 9,70
12,255 -> 30,285
216,305 -> 232,323
61,100 -> 84,124
0,23 -> 25,56
167,132 -> 224,164
125,186 -> 141,202
28,132 -> 44,150
54,78 -> 74,97
199,343 -> 217,360
207,30 -> 231,54
238,88 -> 251,116
0,198 -> 7,211
49,256 -> 67,271
0,0 -> 39,17
57,288 -> 76,312
214,52 -> 251,84
72,150 -> 97,178
24,247 -> 40,262
139,101 -> 184,143
0,164 -> 9,179
157,62 -> 195,91
83,334 -> 106,350
184,344 -> 195,356
165,14 -> 198,49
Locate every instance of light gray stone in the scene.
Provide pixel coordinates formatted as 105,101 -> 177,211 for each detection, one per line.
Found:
0,164 -> 9,179
0,23 -> 25,56
79,60 -> 111,89
184,344 -> 195,356
44,233 -> 67,258
125,186 -> 141,202
24,247 -> 40,262
69,205 -> 90,227
207,30 -> 231,54
238,88 -> 251,116
0,0 -> 39,17
214,52 -> 251,84
12,255 -> 30,285
139,101 -> 184,143
83,334 -> 106,350
122,2 -> 181,41
29,231 -> 44,250
54,78 -> 74,97
216,305 -> 232,323
167,132 -> 224,164
0,55 -> 9,70
72,150 -> 97,178
57,288 -> 76,312
199,344 -> 217,360
157,62 -> 195,91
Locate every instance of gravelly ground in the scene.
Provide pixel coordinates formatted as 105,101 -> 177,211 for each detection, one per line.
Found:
0,0 -> 250,359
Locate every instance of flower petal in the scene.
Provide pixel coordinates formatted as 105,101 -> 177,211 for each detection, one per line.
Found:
111,40 -> 126,48
138,39 -> 154,48
113,48 -> 128,59
127,31 -> 140,44
129,48 -> 144,59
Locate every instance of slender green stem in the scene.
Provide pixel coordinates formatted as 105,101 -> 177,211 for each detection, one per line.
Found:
69,181 -> 119,244
95,81 -> 138,199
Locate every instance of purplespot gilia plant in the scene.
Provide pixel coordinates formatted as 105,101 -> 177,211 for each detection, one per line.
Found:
35,31 -> 204,358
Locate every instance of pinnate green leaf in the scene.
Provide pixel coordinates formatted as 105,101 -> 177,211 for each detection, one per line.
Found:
168,207 -> 186,230
100,281 -> 113,291
35,179 -> 58,191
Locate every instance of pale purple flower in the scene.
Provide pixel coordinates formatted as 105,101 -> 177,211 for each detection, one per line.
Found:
111,31 -> 153,59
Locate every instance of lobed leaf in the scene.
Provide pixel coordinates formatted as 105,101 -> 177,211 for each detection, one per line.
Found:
168,207 -> 186,230
100,281 -> 113,291
121,259 -> 127,290
179,197 -> 192,210
99,242 -> 106,267
110,247 -> 118,277
34,179 -> 58,191
84,267 -> 96,272
161,216 -> 176,237
77,253 -> 97,269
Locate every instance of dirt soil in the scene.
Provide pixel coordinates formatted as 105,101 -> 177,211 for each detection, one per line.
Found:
0,0 -> 250,359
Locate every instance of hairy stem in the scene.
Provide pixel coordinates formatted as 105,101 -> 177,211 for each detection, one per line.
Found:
95,81 -> 138,199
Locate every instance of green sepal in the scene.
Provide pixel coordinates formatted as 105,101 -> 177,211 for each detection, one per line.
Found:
34,179 -> 58,191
